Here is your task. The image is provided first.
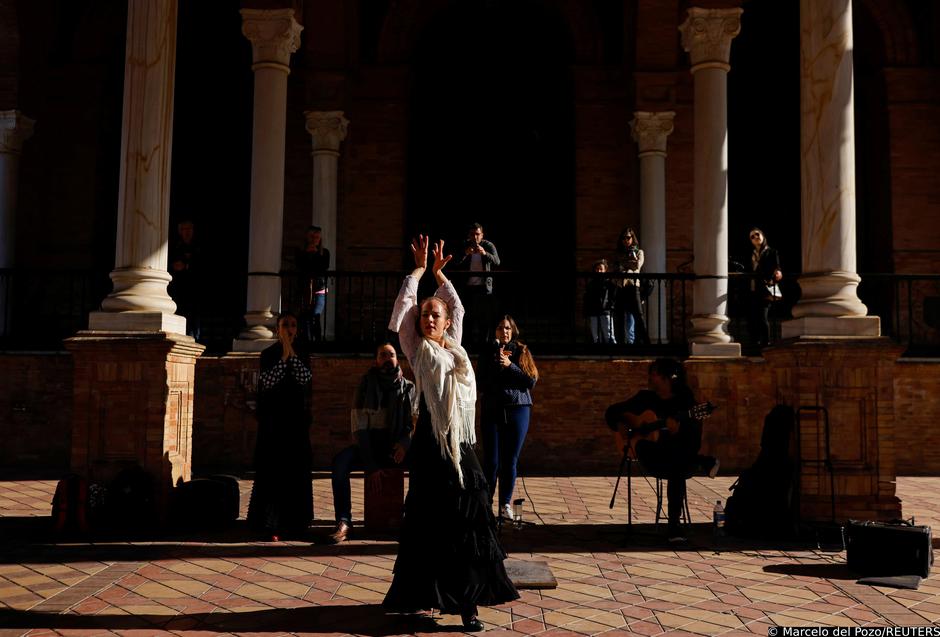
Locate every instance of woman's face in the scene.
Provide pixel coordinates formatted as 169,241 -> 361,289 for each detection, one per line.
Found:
750,230 -> 764,248
278,316 -> 298,342
622,234 -> 635,248
420,299 -> 451,343
595,263 -> 607,273
648,370 -> 672,399
495,319 -> 513,345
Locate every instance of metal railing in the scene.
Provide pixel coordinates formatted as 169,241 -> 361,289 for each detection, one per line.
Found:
2,267 -> 937,357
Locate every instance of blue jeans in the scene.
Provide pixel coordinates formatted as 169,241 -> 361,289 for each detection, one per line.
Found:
481,405 -> 531,508
303,293 -> 327,341
331,445 -> 362,523
589,314 -> 615,344
311,292 -> 326,316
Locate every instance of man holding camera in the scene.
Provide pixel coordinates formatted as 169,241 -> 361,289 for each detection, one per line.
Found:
456,222 -> 500,347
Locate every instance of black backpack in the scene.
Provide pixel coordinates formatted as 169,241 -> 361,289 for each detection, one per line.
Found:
171,475 -> 240,530
725,405 -> 798,538
107,465 -> 156,530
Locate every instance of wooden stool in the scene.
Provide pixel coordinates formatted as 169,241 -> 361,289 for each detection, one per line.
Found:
363,468 -> 405,533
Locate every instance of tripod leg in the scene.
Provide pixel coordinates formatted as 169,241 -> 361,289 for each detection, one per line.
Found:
609,450 -> 629,509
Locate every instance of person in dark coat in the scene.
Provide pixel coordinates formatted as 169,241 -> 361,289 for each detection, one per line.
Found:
384,235 -> 518,632
168,219 -> 201,340
747,227 -> 783,348
246,312 -> 313,539
296,225 -> 330,341
613,227 -> 649,345
585,259 -> 617,344
477,315 -> 538,519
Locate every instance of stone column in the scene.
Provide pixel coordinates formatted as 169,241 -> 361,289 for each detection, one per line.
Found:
680,8 -> 742,357
304,110 -> 348,340
0,111 -> 34,335
89,0 -> 183,333
783,0 -> 880,338
234,9 -> 302,351
630,111 -> 674,344
67,0 -> 205,524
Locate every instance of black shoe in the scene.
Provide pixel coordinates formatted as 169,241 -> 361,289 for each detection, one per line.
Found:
462,615 -> 484,632
462,606 -> 484,632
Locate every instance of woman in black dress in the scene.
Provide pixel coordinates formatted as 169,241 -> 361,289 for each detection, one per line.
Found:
384,236 -> 519,632
246,313 -> 313,539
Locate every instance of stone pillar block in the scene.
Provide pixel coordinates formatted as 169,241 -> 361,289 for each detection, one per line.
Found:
65,332 -> 204,521
763,337 -> 903,522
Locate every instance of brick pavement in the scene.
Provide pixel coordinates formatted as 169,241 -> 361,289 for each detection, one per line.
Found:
1,475 -> 939,636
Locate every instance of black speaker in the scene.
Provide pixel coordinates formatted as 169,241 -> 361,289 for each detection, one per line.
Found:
846,520 -> 933,578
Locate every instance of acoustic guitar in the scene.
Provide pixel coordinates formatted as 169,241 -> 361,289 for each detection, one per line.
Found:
613,402 -> 717,459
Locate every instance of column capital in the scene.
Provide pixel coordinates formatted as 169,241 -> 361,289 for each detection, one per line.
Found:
0,110 -> 35,154
240,8 -> 302,72
679,7 -> 742,72
304,110 -> 349,153
630,111 -> 675,157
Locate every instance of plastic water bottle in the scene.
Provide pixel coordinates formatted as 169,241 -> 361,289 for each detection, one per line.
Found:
713,499 -> 725,538
512,498 -> 525,529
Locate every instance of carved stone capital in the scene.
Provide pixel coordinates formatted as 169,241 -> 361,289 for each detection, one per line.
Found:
679,7 -> 742,72
240,9 -> 302,72
0,110 -> 35,154
304,110 -> 349,153
630,111 -> 675,157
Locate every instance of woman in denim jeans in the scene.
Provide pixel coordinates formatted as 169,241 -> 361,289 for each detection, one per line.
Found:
476,315 -> 539,520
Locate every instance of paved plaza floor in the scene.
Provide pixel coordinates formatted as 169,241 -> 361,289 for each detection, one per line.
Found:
2,475 -> 940,636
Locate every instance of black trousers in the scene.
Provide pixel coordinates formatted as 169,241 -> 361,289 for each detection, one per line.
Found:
635,439 -> 691,530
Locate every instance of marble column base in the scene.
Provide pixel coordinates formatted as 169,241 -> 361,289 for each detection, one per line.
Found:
791,271 -> 869,319
690,342 -> 741,358
232,337 -> 277,353
782,316 -> 881,339
100,267 -> 178,314
689,314 -> 734,345
89,310 -> 186,334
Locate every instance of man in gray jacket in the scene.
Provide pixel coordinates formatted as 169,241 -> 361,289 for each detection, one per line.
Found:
328,343 -> 415,543
457,222 -> 500,346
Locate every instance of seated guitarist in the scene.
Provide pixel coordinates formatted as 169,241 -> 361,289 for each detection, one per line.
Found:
605,358 -> 718,543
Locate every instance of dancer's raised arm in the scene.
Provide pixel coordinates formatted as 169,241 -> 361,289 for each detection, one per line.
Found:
430,240 -> 465,345
388,235 -> 429,361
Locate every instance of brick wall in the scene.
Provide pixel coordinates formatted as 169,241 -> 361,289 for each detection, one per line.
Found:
5,352 -> 940,478
894,360 -> 940,475
0,353 -> 72,476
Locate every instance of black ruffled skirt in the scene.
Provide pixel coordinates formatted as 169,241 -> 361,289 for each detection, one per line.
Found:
383,406 -> 519,615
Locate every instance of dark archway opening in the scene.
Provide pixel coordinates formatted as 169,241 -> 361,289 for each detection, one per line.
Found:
727,0 -> 801,347
406,1 -> 576,273
727,0 -> 801,274
170,0 -> 253,352
853,2 -> 898,335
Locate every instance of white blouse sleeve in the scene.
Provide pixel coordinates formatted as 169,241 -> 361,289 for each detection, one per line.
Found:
389,275 -> 420,362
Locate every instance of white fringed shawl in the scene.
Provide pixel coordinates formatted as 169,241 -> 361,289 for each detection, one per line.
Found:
412,335 -> 477,488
